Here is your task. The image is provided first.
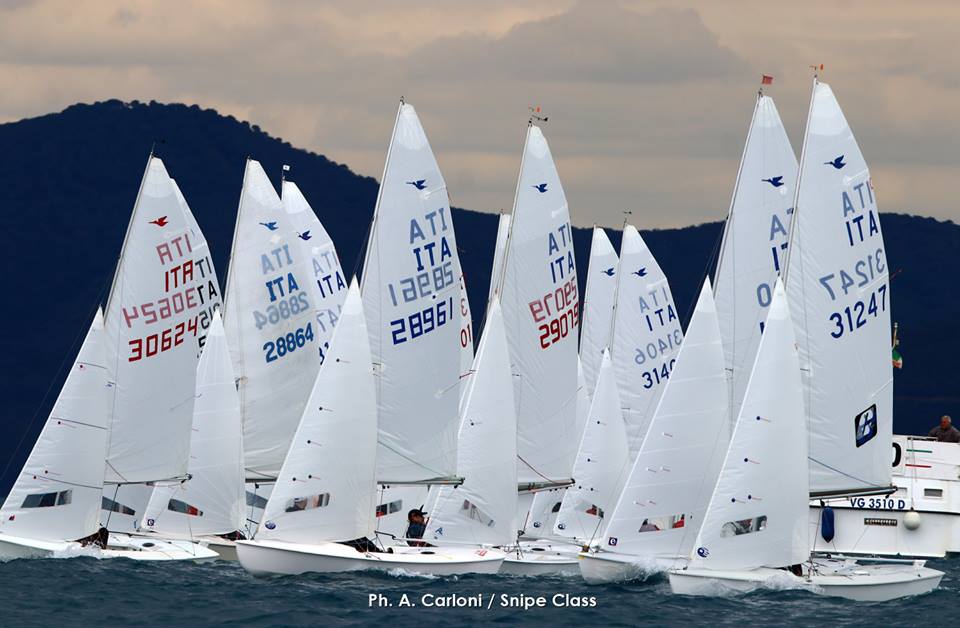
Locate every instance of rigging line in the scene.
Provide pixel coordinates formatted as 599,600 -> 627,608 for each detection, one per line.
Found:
807,456 -> 884,488
0,290 -> 109,486
104,484 -> 120,530
516,455 -> 561,484
375,439 -> 449,481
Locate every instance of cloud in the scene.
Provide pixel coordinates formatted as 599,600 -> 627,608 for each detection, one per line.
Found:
0,0 -> 957,228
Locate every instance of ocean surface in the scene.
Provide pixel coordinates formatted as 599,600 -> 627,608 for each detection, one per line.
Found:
0,554 -> 954,627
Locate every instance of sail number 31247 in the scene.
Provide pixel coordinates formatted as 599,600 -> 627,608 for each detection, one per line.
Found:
828,284 -> 887,339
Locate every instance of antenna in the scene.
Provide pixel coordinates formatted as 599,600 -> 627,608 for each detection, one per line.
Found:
622,209 -> 633,230
528,105 -> 548,125
809,63 -> 824,78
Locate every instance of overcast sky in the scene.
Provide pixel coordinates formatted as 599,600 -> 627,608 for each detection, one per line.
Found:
2,0 -> 958,228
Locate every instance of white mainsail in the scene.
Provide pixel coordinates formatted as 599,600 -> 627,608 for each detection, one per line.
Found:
223,159 -> 322,480
785,79 -> 892,496
500,124 -> 580,484
361,103 -> 466,483
141,312 -> 245,537
610,225 -> 682,458
689,280 -> 807,570
425,300 -> 517,545
714,94 -> 797,419
579,228 -> 619,396
257,282 -> 378,543
554,349 -> 628,541
281,179 -> 348,355
0,311 -> 109,542
104,157 -> 216,483
600,280 -> 728,561
486,213 -> 511,306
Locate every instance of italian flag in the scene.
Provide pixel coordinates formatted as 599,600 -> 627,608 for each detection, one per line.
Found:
892,348 -> 903,369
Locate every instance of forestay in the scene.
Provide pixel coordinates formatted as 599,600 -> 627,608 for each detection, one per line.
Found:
500,125 -> 580,483
425,301 -> 517,546
579,228 -> 619,397
690,280 -> 807,570
0,311 -> 109,542
554,350 -> 628,541
223,160 -> 321,480
601,280 -> 728,562
361,103 -> 466,483
104,157 -> 219,483
610,225 -> 682,458
257,282 -> 378,543
785,80 -> 892,496
141,312 -> 245,537
714,94 -> 797,419
281,179 -> 348,358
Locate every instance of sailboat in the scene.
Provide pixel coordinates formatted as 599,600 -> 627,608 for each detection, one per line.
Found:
494,121 -> 586,572
140,312 -> 246,560
579,280 -> 729,583
420,300 -> 513,563
668,281 -> 942,600
236,284 -> 503,575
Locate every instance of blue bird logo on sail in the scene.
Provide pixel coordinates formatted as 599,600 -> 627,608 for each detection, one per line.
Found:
602,267 -> 615,277
633,268 -> 648,278
298,231 -> 312,241
697,546 -> 710,558
406,179 -> 427,190
533,183 -> 548,193
260,221 -> 278,231
824,155 -> 846,169
762,176 -> 784,188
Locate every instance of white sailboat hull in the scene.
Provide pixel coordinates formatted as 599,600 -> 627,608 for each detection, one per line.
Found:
499,541 -> 580,576
578,551 -> 683,584
669,560 -> 943,602
0,532 -> 218,562
237,539 -> 504,576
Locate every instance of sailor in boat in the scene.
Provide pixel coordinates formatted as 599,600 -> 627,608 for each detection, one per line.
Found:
638,519 -> 659,532
928,415 -> 960,443
405,508 -> 431,547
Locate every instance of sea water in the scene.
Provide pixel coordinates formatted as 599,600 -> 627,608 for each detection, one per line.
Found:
0,556 -> 953,626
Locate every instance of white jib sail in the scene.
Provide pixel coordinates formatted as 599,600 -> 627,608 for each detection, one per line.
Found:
0,311 -> 109,542
610,225 -> 682,459
223,160 -> 322,480
425,300 -> 517,545
554,349 -> 629,541
141,312 -> 245,537
500,125 -> 580,483
714,94 -> 797,420
601,279 -> 728,561
486,213 -> 511,306
281,179 -> 348,357
361,103 -> 466,483
522,359 -> 590,536
785,80 -> 892,495
579,228 -> 619,397
690,279 -> 808,570
104,157 -> 216,483
257,281 -> 378,543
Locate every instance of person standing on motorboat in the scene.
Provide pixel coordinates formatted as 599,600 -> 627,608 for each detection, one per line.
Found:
928,415 -> 960,443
